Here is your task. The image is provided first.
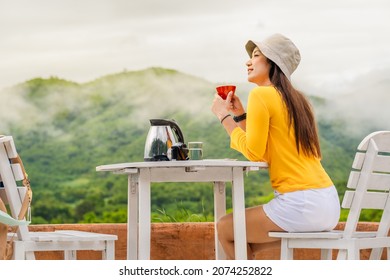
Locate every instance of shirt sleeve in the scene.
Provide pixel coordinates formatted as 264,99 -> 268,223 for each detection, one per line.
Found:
230,88 -> 270,161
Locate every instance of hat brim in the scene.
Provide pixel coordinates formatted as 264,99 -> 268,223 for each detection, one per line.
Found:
245,39 -> 291,80
245,40 -> 258,57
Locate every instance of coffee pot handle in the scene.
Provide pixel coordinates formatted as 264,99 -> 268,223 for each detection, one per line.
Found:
168,120 -> 185,144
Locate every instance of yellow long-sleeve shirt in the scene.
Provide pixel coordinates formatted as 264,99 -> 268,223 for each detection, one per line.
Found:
230,86 -> 333,193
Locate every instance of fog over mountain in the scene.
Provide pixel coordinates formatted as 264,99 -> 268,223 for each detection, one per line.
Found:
312,67 -> 390,135
0,69 -> 206,132
1,66 -> 389,137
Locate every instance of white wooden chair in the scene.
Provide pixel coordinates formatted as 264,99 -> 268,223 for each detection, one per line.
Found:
269,131 -> 390,260
0,135 -> 117,260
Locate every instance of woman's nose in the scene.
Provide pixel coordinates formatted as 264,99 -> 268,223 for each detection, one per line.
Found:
246,59 -> 252,66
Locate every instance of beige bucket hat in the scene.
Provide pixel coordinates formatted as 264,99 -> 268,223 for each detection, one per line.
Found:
245,33 -> 301,80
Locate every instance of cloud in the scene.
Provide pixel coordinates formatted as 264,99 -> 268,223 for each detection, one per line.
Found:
315,67 -> 390,136
0,0 -> 389,94
0,87 -> 40,131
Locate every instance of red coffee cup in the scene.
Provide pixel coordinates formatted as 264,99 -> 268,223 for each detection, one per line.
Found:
216,85 -> 236,100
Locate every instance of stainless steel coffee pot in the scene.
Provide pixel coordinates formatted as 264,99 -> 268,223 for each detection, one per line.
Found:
144,119 -> 187,161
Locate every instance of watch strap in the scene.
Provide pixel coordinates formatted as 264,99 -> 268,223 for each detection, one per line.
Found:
233,113 -> 247,123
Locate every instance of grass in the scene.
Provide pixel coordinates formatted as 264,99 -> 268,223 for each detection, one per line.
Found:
152,201 -> 213,222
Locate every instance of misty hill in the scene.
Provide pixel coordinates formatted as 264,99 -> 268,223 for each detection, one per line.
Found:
321,67 -> 390,133
1,67 -> 388,223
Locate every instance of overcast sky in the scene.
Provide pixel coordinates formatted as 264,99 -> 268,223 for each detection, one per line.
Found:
1,0 -> 389,94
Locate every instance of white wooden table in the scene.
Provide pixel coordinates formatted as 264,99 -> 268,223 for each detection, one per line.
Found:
96,160 -> 267,260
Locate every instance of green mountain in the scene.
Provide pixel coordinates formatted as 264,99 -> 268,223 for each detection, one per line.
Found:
0,67 -> 386,223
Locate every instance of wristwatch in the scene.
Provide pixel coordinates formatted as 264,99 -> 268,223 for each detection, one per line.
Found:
233,113 -> 247,123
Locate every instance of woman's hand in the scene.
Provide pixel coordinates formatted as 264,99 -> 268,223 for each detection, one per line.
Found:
211,91 -> 244,135
226,92 -> 245,116
211,91 -> 246,121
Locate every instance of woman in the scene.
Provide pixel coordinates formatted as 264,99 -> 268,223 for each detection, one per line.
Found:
211,33 -> 340,259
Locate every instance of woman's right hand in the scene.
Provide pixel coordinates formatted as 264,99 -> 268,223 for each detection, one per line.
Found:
226,92 -> 245,116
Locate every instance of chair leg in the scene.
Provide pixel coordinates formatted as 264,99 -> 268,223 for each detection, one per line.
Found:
280,239 -> 294,260
26,251 -> 36,260
336,249 -> 347,260
12,241 -> 26,260
320,249 -> 332,260
347,247 -> 360,260
64,250 -> 77,260
369,248 -> 383,260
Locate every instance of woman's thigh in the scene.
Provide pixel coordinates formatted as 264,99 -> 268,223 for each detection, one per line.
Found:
218,205 -> 284,243
245,205 -> 284,243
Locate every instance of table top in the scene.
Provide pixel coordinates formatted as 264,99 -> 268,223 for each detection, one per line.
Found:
96,159 -> 268,172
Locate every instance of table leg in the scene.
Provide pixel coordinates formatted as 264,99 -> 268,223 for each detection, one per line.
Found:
213,181 -> 226,260
138,168 -> 151,260
231,167 -> 247,260
127,174 -> 139,260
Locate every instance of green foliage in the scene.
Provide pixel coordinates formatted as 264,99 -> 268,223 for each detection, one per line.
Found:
152,201 -> 213,223
0,67 -> 383,224
339,209 -> 382,222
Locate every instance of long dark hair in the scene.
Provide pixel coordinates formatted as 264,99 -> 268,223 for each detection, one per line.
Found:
268,60 -> 321,158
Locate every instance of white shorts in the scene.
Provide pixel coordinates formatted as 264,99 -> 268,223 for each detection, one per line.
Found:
263,186 -> 340,232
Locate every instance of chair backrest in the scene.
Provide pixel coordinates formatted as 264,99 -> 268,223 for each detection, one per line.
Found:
0,136 -> 31,240
341,131 -> 390,243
